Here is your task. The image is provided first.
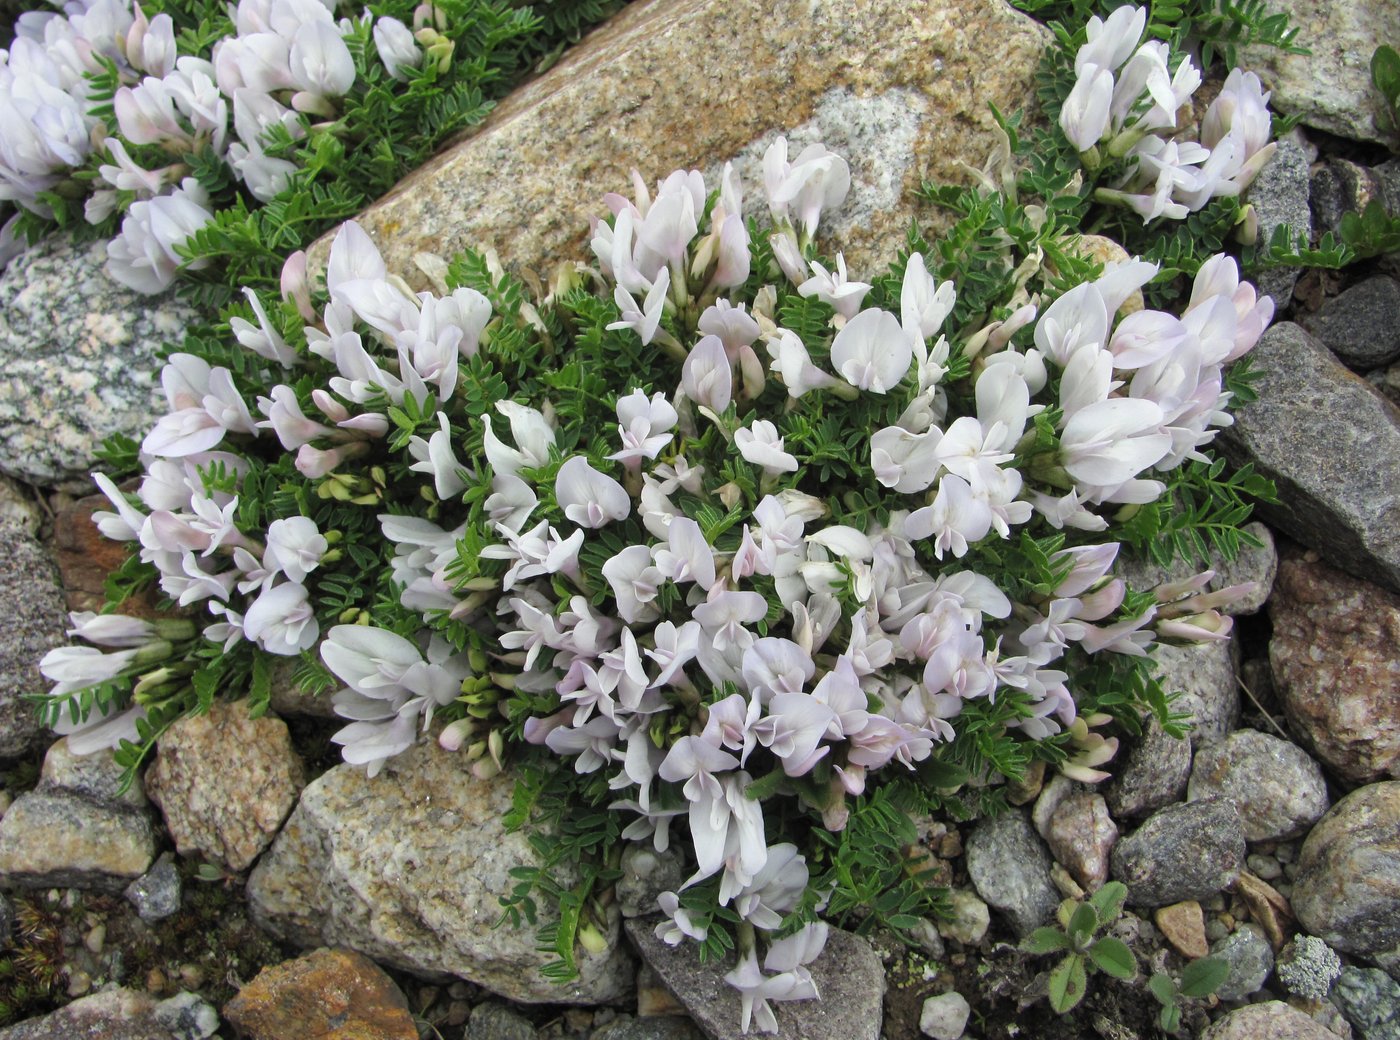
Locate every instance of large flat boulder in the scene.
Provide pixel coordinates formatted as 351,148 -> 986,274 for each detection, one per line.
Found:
308,0 -> 1048,286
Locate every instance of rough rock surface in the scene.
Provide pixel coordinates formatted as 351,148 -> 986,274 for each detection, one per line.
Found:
1043,792 -> 1117,891
1103,716 -> 1193,819
145,701 -> 305,872
1200,1000 -> 1339,1040
1332,965 -> 1400,1040
1292,782 -> 1400,969
1245,129 -> 1311,307
1269,552 -> 1400,783
0,739 -> 155,890
222,947 -> 418,1040
246,742 -> 634,1003
125,853 -> 182,921
1110,798 -> 1245,907
0,987 -> 216,1039
1113,522 -> 1277,615
1187,729 -> 1331,841
1221,323 -> 1400,593
1152,640 -> 1239,748
307,0 -> 1048,288
51,493 -> 161,617
1241,0 -> 1400,147
626,919 -> 883,1040
0,508 -> 68,760
0,234 -> 196,489
964,808 -> 1058,936
1211,924 -> 1275,1001
1302,276 -> 1400,370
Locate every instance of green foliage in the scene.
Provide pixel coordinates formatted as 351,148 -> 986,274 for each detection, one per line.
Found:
1149,956 -> 1231,1033
1373,45 -> 1400,135
1117,455 -> 1276,567
1024,882 -> 1138,1014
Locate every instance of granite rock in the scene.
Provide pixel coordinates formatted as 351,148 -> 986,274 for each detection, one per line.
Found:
145,700 -> 305,872
0,234 -> 196,489
965,808 -> 1058,937
1220,323 -> 1400,594
1245,129 -> 1311,308
1302,276 -> 1400,371
468,1001 -> 537,1040
247,742 -> 634,1003
307,0 -> 1048,289
1332,965 -> 1400,1040
124,852 -> 183,922
1187,729 -> 1331,842
1103,716 -> 1193,819
0,512 -> 68,761
617,846 -> 684,919
1269,552 -> 1400,783
0,987 -> 215,1039
625,918 -> 883,1040
1114,522 -> 1277,616
1153,640 -> 1240,749
937,888 -> 990,946
591,1017 -> 704,1040
1241,0 -> 1400,146
919,991 -> 970,1040
1110,798 -> 1246,907
1201,1000 -> 1338,1040
222,947 -> 418,1040
1211,924 -> 1275,1001
1292,782 -> 1400,970
1043,792 -> 1117,891
0,739 -> 155,890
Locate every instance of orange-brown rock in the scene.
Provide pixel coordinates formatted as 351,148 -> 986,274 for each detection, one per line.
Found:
1154,901 -> 1210,960
222,948 -> 417,1040
51,491 -> 158,616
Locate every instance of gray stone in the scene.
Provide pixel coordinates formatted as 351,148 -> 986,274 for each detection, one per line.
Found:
469,1001 -> 537,1040
1241,0 -> 1400,146
1310,157 -> 1399,235
1220,323 -> 1400,594
151,993 -> 219,1040
1245,129 -> 1311,308
1114,522 -> 1277,616
591,1017 -> 703,1040
0,986 -> 190,1038
964,809 -> 1058,937
1110,798 -> 1246,908
1332,966 -> 1400,1040
1293,782 -> 1400,970
1201,1001 -> 1338,1040
0,233 -> 198,489
1153,640 -> 1240,749
0,518 -> 68,761
124,853 -> 182,922
919,991 -> 970,1040
247,742 -> 634,1004
1104,716 -> 1193,819
1302,277 -> 1400,371
937,888 -> 989,946
306,0 -> 1049,290
0,789 -> 156,890
1187,729 -> 1331,842
617,846 -> 684,919
0,892 -> 12,947
40,738 -> 147,809
1043,792 -> 1117,891
625,919 -> 883,1040
144,700 -> 305,872
1211,924 -> 1275,1001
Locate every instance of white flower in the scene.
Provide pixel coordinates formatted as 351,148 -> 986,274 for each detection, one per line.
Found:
555,455 -> 630,528
483,400 -> 555,477
265,516 -> 327,582
798,254 -> 870,319
106,178 -> 215,294
681,335 -> 733,413
1061,63 -> 1114,151
829,308 -> 911,394
608,390 -> 677,465
763,136 -> 851,238
373,16 -> 420,80
243,581 -> 319,655
409,412 -> 468,499
735,420 -> 798,474
1059,397 -> 1172,487
288,20 -> 355,98
900,252 -> 956,342
607,267 -> 670,346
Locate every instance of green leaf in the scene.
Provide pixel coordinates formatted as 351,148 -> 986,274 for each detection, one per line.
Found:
1087,881 -> 1128,925
1067,901 -> 1098,945
1178,956 -> 1231,997
1087,937 -> 1137,980
1373,45 -> 1400,122
1048,953 -> 1088,1014
1160,1003 -> 1182,1033
1148,971 -> 1177,1006
1023,927 -> 1074,954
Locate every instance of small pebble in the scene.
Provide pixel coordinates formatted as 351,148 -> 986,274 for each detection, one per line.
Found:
565,1008 -> 593,1031
178,963 -> 204,990
445,1001 -> 470,1027
83,923 -> 105,955
146,967 -> 168,994
66,968 -> 91,997
1205,919 -> 1230,942
1247,854 -> 1283,880
920,991 -> 971,1040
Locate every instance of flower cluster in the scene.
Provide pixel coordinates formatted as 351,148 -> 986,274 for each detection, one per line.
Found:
39,120 -> 1269,1029
0,0 -> 439,290
1059,5 -> 1276,223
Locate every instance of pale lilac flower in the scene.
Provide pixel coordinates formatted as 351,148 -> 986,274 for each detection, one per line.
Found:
681,335 -> 733,413
735,420 -> 798,474
1061,63 -> 1114,150
556,455 -> 630,528
765,329 -> 840,399
601,545 -> 663,625
798,254 -> 870,319
106,178 -> 215,294
655,891 -> 707,946
752,692 -> 835,776
830,308 -> 911,394
259,385 -> 334,449
66,612 -> 158,648
724,949 -> 818,1035
608,267 -> 670,346
1075,5 -> 1146,75
1034,282 -> 1110,366
54,702 -> 149,756
652,517 -> 716,588
733,844 -> 807,928
480,520 -> 584,590
763,137 -> 851,239
609,390 -> 677,465
373,15 -> 420,79
231,288 -> 299,366
905,476 -> 993,559
1060,398 -> 1172,487
408,412 -> 468,499
265,516 -> 327,582
900,252 -> 956,342
243,580 -> 319,655
483,400 -> 555,477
